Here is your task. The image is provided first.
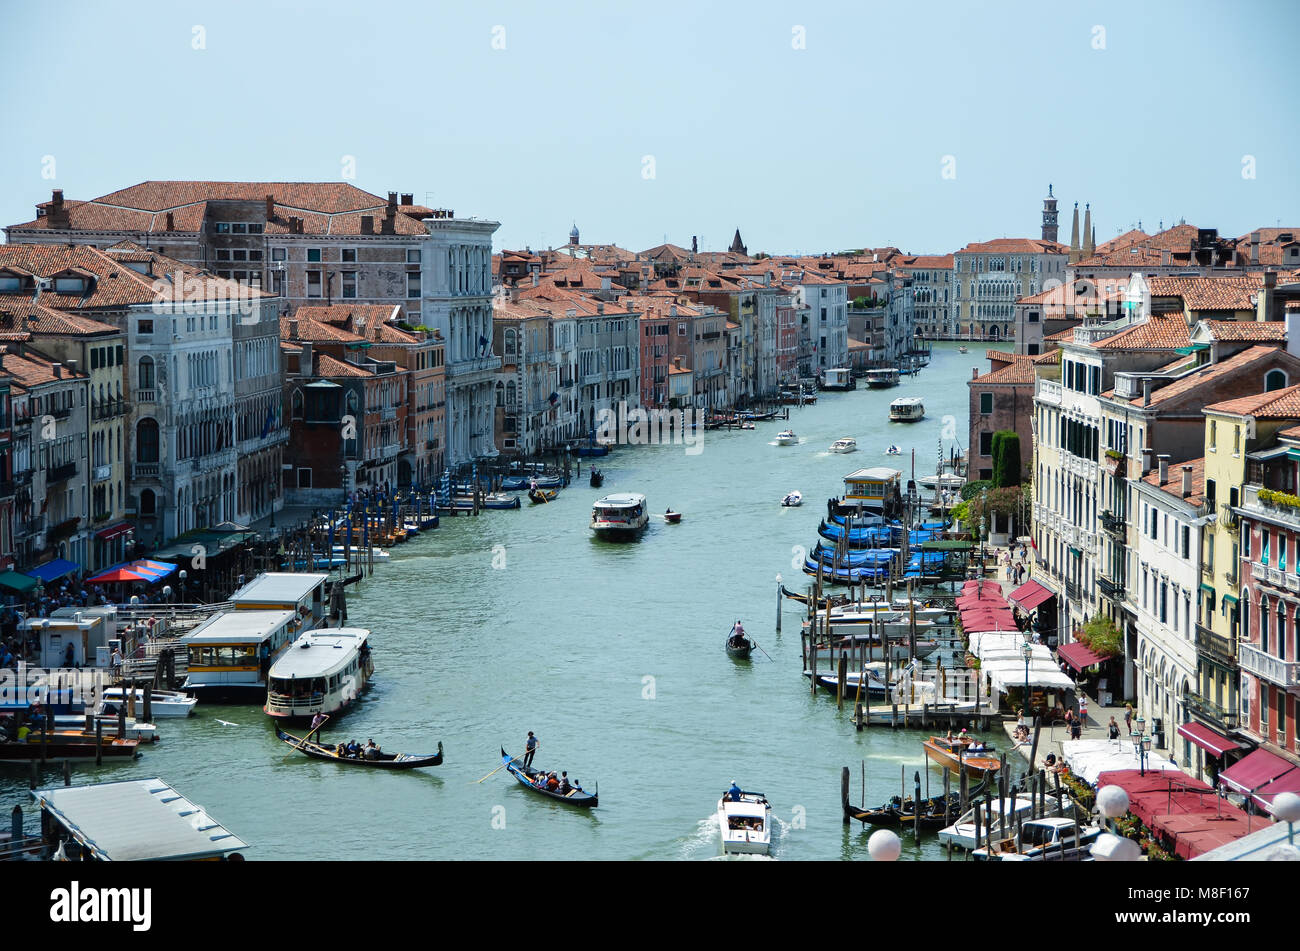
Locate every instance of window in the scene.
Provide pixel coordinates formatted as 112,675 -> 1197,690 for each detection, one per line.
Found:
342,249 -> 357,263
215,249 -> 231,261
979,431 -> 993,455
137,319 -> 153,336
342,272 -> 357,299
980,392 -> 993,415
407,273 -> 421,299
232,223 -> 248,234
307,249 -> 322,263
1266,369 -> 1288,391
307,271 -> 322,298
1209,420 -> 1216,450
406,250 -> 421,264
272,248 -> 286,261
214,222 -> 230,234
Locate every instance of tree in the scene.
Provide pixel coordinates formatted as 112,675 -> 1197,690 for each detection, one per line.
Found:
992,431 -> 1021,488
961,479 -> 992,502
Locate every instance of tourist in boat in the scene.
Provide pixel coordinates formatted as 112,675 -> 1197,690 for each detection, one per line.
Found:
364,739 -> 379,760
546,772 -> 560,791
524,731 -> 538,767
558,772 -> 571,794
728,781 -> 743,802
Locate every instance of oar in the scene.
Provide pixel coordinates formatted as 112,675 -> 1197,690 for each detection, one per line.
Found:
749,637 -> 775,663
302,713 -> 330,749
475,745 -> 538,783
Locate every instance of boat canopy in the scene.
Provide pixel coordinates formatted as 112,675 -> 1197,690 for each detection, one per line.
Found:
269,630 -> 369,680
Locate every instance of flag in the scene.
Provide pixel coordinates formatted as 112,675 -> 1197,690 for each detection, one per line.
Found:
478,334 -> 489,355
261,402 -> 276,439
548,392 -> 559,405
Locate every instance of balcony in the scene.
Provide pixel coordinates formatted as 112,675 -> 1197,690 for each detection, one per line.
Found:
382,405 -> 397,421
135,388 -> 157,403
1195,623 -> 1237,664
1224,569 -> 1237,587
1097,575 -> 1125,602
1241,484 -> 1300,533
91,399 -> 128,421
1251,561 -> 1290,591
445,355 -> 501,379
1218,503 -> 1238,535
1238,642 -> 1300,688
1100,510 -> 1126,536
1184,691 -> 1239,731
48,461 -> 77,483
1065,580 -> 1082,603
1036,380 -> 1062,405
133,463 -> 160,478
48,516 -> 80,541
50,407 -> 72,421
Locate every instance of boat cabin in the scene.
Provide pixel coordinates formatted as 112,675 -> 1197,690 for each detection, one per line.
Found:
842,467 -> 902,512
822,368 -> 855,390
591,493 -> 649,534
29,777 -> 248,861
179,609 -> 297,702
865,367 -> 900,387
265,628 -> 373,720
889,397 -> 925,422
229,572 -> 328,631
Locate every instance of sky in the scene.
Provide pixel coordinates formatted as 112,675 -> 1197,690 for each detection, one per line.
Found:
2,0 -> 1297,256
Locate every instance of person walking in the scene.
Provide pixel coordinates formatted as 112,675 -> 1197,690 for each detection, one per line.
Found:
1107,716 -> 1121,741
524,731 -> 538,767
1124,703 -> 1134,735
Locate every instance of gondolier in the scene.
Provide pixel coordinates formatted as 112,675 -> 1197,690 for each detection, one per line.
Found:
309,712 -> 327,739
524,731 -> 538,767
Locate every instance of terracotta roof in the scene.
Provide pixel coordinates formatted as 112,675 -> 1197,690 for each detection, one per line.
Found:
899,254 -> 954,270
1032,349 -> 1061,365
1141,347 -> 1297,408
1091,315 -> 1191,351
1198,320 -> 1287,342
956,238 -> 1068,256
315,354 -> 373,378
280,315 -> 364,344
1279,423 -> 1300,440
1147,275 -> 1262,312
971,360 -> 1038,385
1206,383 -> 1300,419
291,304 -> 416,343
0,300 -> 119,337
0,348 -> 86,387
1141,456 -> 1206,507
1094,229 -> 1150,255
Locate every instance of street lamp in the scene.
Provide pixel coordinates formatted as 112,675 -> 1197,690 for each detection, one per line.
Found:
867,828 -> 901,862
1274,792 -> 1300,845
162,585 -> 173,605
1140,735 -> 1152,777
1021,640 -> 1033,713
178,569 -> 187,605
1092,784 -> 1143,861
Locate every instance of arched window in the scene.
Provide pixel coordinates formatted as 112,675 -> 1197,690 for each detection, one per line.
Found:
1265,369 -> 1288,392
138,356 -> 155,391
291,389 -> 304,420
495,382 -> 504,407
1260,595 -> 1270,653
506,382 -> 516,408
136,418 -> 160,463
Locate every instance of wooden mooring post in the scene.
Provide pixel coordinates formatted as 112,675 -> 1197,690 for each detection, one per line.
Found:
841,767 -> 851,825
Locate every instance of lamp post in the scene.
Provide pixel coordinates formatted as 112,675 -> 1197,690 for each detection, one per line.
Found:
162,585 -> 173,606
178,569 -> 187,606
1021,640 -> 1033,713
1274,792 -> 1300,845
1140,734 -> 1152,777
867,828 -> 901,862
1092,784 -> 1143,861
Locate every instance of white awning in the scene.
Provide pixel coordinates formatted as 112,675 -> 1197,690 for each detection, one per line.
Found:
1061,739 -> 1185,786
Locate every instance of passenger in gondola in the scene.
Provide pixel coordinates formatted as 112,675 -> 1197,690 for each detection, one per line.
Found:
364,739 -> 379,759
546,772 -> 560,791
558,771 -> 571,794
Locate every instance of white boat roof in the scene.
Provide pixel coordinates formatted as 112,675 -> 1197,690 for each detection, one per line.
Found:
891,397 -> 924,406
31,778 -> 248,861
229,572 -> 327,605
719,797 -> 768,818
269,629 -> 370,679
844,467 -> 902,481
181,609 -> 295,644
832,437 -> 857,443
595,493 -> 646,507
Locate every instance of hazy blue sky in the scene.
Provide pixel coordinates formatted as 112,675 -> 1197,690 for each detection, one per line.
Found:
3,0 -> 1296,255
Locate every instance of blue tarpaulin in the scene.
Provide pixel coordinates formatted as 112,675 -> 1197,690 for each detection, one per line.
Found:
27,558 -> 79,583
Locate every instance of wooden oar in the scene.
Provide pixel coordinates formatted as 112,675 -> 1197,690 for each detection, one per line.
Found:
749,637 -> 775,663
302,714 -> 330,749
475,745 -> 538,783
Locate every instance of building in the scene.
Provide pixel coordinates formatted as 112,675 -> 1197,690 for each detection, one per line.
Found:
492,298 -> 556,456
899,255 -> 955,340
968,350 -> 1054,482
954,238 -> 1068,342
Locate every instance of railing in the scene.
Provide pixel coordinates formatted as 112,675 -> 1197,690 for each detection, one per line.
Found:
93,464 -> 112,483
48,461 -> 77,483
445,355 -> 501,378
51,407 -> 72,421
1195,623 -> 1237,663
382,405 -> 397,421
267,692 -> 327,713
135,388 -> 156,403
1065,580 -> 1082,602
1241,484 -> 1300,532
1036,380 -> 1062,405
1238,642 -> 1300,688
1184,691 -> 1239,731
91,400 -> 127,421
1219,503 -> 1238,534
1224,569 -> 1237,586
1099,511 -> 1126,536
1097,576 -> 1125,601
133,462 -> 160,478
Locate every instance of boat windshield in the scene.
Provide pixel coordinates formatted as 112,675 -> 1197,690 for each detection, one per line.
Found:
1021,823 -> 1071,847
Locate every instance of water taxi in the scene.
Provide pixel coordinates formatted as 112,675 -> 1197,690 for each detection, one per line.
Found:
179,609 -> 300,704
229,572 -> 330,631
972,817 -> 1101,862
938,796 -> 1062,851
865,368 -> 900,388
264,629 -> 374,722
922,735 -> 1001,777
591,493 -> 649,538
829,437 -> 858,454
98,686 -> 197,718
889,397 -> 925,423
717,787 -> 772,855
775,430 -> 798,446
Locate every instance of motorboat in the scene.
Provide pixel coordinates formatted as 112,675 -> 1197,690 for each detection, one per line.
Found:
717,787 -> 772,855
830,437 -> 858,454
50,714 -> 159,743
663,510 -> 683,524
809,662 -> 890,698
481,493 -> 522,510
775,430 -> 798,446
938,796 -> 1063,851
884,445 -> 902,456
972,817 -> 1101,862
331,545 -> 390,564
922,735 -> 1001,777
781,490 -> 803,507
591,493 -> 649,538
821,368 -> 856,391
97,686 -> 197,718
889,397 -> 925,423
957,345 -> 969,353
263,629 -> 374,723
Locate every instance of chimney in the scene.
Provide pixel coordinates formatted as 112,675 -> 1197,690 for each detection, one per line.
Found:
596,302 -> 604,314
1161,249 -> 1171,267
265,195 -> 275,220
360,215 -> 374,235
673,356 -> 683,369
400,194 -> 413,206
1157,454 -> 1170,485
387,192 -> 398,212
1142,379 -> 1152,406
670,305 -> 678,317
48,189 -> 70,228
299,341 -> 313,377
165,212 -> 175,231
1182,464 -> 1193,498
289,319 -> 299,339
66,359 -> 77,375
52,362 -> 62,378
531,273 -> 538,287
972,367 -> 979,380
1251,231 -> 1261,266
1141,447 -> 1153,474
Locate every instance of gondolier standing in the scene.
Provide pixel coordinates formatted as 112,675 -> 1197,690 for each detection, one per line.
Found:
524,731 -> 538,767
309,712 -> 327,740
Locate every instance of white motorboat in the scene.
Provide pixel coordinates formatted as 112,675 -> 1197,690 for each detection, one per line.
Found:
717,787 -> 772,855
972,817 -> 1101,861
889,397 -> 925,423
590,493 -> 649,538
98,686 -> 197,718
884,444 -> 902,456
938,796 -> 1062,851
51,714 -> 159,743
332,545 -> 391,564
775,430 -> 798,446
781,490 -> 803,507
830,437 -> 858,454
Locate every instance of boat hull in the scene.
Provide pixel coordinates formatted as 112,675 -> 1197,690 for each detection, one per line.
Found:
501,748 -> 597,807
277,729 -> 443,768
922,737 -> 1001,777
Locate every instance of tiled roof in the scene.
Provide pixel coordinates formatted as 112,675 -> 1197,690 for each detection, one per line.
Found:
899,254 -> 954,270
971,359 -> 1038,385
291,304 -> 415,343
315,354 -> 373,378
0,300 -> 119,336
1142,346 -> 1295,408
1141,456 -> 1206,507
280,315 -> 364,344
956,238 -> 1068,256
1198,320 -> 1286,342
0,348 -> 86,387
1094,229 -> 1150,255
1206,383 -> 1300,419
1091,315 -> 1191,351
1147,275 -> 1262,312
1032,349 -> 1061,365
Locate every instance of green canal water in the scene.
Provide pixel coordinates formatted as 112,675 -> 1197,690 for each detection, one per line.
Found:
5,343 -> 990,860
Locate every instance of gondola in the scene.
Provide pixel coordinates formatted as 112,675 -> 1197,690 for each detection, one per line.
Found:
725,635 -> 753,659
844,795 -> 904,827
276,728 -> 443,769
528,488 -> 558,504
500,747 -> 598,807
589,469 -> 604,488
892,792 -> 964,830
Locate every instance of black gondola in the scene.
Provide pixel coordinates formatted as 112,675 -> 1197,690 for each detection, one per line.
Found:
589,469 -> 603,488
501,747 -> 598,807
277,729 -> 443,769
528,488 -> 557,504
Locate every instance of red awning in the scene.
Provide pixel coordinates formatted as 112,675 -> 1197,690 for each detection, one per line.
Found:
95,521 -> 135,541
1218,748 -> 1300,801
1176,722 -> 1245,758
1149,812 -> 1256,860
1057,641 -> 1105,672
1253,767 -> 1300,814
1009,580 -> 1054,612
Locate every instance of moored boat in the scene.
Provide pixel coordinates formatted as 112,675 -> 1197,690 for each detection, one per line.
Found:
0,731 -> 140,762
922,735 -> 1001,777
501,747 -> 597,807
277,729 -> 443,769
97,686 -> 197,718
972,816 -> 1101,861
263,629 -> 374,722
821,368 -> 856,391
717,786 -> 772,855
938,796 -> 1062,850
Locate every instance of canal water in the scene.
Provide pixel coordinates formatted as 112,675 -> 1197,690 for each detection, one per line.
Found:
5,343 -> 991,860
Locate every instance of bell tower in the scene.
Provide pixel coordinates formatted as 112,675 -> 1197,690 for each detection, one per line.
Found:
1041,185 -> 1059,243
